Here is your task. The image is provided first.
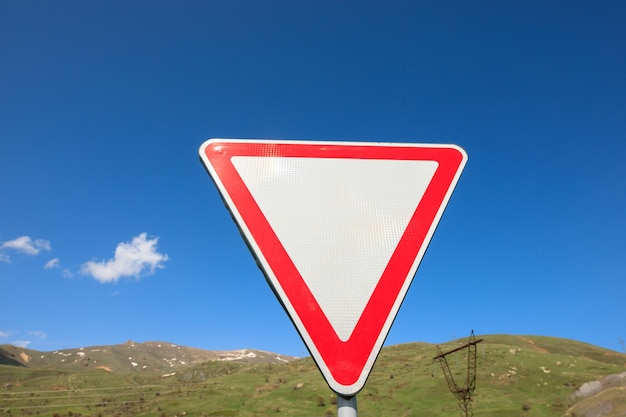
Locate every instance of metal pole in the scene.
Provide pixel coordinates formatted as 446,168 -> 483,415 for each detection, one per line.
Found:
337,395 -> 357,417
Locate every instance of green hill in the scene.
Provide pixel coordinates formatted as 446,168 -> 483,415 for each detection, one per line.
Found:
1,335 -> 624,417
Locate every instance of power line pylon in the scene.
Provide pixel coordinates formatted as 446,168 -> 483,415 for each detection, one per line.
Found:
433,331 -> 483,417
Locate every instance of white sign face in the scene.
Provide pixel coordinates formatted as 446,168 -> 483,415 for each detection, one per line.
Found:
200,139 -> 467,396
231,156 -> 438,342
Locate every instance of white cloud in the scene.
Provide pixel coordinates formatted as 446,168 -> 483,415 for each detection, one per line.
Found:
28,331 -> 47,339
80,233 -> 168,283
44,258 -> 60,269
43,258 -> 74,278
11,340 -> 31,348
1,236 -> 50,254
0,236 -> 51,262
0,330 -> 9,338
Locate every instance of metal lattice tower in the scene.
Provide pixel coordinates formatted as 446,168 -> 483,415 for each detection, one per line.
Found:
433,331 -> 483,417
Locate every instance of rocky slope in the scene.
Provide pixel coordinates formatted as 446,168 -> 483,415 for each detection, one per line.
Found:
565,371 -> 626,417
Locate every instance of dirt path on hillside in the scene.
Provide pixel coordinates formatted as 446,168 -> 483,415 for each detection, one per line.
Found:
519,337 -> 549,353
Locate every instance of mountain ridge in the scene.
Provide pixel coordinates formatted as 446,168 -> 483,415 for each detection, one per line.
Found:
0,339 -> 298,375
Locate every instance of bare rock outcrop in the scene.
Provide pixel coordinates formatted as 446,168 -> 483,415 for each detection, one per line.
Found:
565,372 -> 626,417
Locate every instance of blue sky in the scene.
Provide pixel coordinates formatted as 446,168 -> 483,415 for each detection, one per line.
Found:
1,1 -> 625,357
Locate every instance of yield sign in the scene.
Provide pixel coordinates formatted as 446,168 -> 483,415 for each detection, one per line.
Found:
199,139 -> 467,396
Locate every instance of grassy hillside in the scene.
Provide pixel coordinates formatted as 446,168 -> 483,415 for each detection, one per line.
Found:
1,335 -> 624,417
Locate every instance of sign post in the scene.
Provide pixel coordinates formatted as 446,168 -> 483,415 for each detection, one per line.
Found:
338,395 -> 357,417
199,139 -> 467,413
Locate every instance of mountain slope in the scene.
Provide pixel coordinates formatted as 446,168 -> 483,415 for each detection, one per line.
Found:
0,340 -> 297,375
0,335 -> 624,417
0,346 -> 26,367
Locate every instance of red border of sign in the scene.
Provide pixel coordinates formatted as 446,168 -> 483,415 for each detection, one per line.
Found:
200,139 -> 467,395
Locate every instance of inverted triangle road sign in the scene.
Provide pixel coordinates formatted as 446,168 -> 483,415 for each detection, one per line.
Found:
199,139 -> 467,396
